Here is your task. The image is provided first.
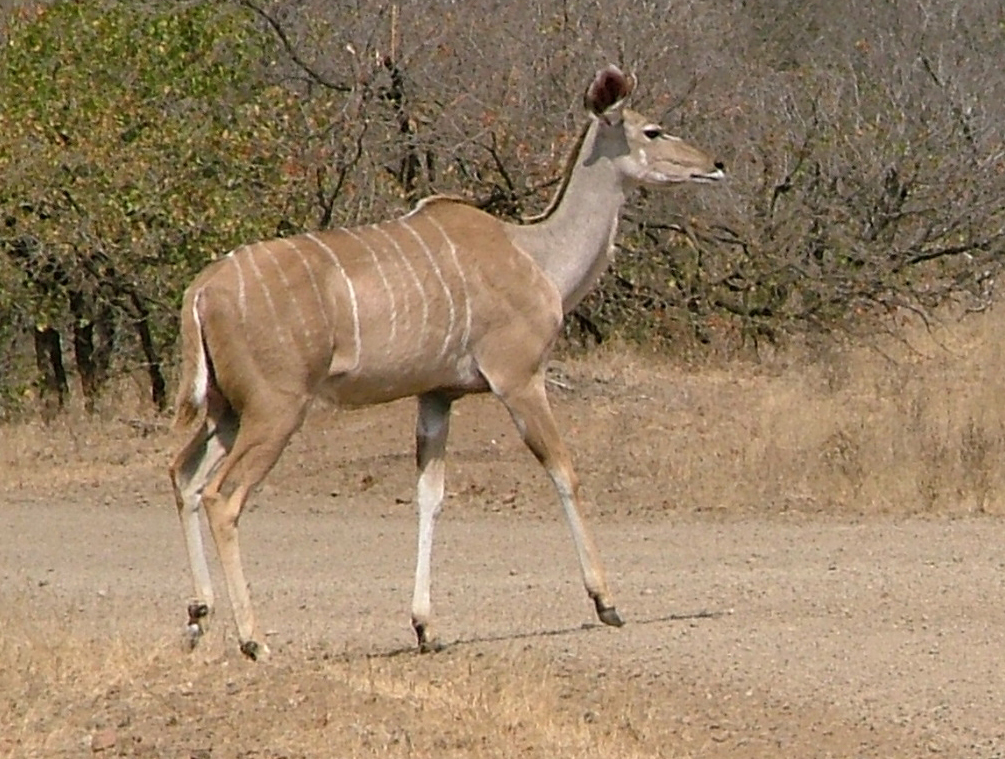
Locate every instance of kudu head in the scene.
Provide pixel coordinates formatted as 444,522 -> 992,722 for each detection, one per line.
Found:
583,64 -> 725,187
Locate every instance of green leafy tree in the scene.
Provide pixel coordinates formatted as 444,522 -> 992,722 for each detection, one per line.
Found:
0,1 -> 306,413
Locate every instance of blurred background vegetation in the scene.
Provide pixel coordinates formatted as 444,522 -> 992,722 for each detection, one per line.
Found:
1,0 -> 1003,419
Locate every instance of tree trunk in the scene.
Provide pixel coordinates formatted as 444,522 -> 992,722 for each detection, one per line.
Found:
128,291 -> 167,412
33,326 -> 68,420
70,291 -> 98,412
70,291 -> 116,413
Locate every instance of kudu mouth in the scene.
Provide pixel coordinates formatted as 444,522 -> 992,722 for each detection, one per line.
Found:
648,159 -> 725,186
651,166 -> 725,185
690,165 -> 726,183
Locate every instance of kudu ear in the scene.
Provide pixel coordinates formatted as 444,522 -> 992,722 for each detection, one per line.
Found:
584,64 -> 636,118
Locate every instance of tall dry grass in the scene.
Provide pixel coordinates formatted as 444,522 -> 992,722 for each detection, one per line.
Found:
744,304 -> 1005,515
569,302 -> 1005,518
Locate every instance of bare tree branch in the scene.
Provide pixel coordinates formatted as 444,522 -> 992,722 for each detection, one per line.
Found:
237,0 -> 353,92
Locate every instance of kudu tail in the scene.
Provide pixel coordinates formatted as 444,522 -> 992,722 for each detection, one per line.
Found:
172,289 -> 211,431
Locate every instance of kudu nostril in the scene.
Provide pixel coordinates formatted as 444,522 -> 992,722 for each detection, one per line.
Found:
714,160 -> 725,171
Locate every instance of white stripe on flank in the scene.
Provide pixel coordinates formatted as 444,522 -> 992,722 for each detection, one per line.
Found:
306,232 -> 361,371
230,252 -> 247,324
374,224 -> 429,349
341,226 -> 397,345
282,238 -> 333,336
263,242 -> 310,339
191,290 -> 208,409
400,219 -> 455,360
427,216 -> 472,352
245,244 -> 282,342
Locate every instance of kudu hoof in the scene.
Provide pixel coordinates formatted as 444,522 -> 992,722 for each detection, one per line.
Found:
184,603 -> 210,649
239,639 -> 269,661
418,637 -> 445,654
595,601 -> 625,628
413,622 -> 444,653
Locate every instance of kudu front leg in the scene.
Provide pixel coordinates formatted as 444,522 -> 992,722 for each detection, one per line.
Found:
498,374 -> 623,627
411,393 -> 452,652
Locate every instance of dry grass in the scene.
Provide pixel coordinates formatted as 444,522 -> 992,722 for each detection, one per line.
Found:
561,302 -> 1005,518
0,604 -> 923,758
0,607 -> 686,759
752,307 -> 1005,516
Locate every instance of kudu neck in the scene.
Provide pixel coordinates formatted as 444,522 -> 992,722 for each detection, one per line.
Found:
506,119 -> 629,314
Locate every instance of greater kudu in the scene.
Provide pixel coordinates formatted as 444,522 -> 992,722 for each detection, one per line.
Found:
170,64 -> 724,659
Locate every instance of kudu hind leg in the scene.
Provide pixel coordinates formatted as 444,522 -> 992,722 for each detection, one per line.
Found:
169,413 -> 237,647
202,398 -> 308,660
496,374 -> 623,627
411,393 -> 452,652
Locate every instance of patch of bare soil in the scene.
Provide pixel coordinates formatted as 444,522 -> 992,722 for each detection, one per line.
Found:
3,307 -> 1005,758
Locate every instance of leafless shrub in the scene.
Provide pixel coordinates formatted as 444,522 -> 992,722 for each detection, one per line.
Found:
604,0 -> 1005,351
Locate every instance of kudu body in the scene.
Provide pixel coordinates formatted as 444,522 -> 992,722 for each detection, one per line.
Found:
170,65 -> 724,658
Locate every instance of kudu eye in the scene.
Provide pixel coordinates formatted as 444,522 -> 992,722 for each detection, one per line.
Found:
642,126 -> 663,140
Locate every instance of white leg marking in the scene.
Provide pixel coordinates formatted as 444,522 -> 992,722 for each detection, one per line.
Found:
374,224 -> 429,351
306,232 -> 361,370
178,432 -> 230,608
400,219 -> 455,360
412,396 -> 450,632
181,509 -> 214,610
412,464 -> 443,624
427,216 -> 472,352
550,475 -> 605,592
341,227 -> 398,345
